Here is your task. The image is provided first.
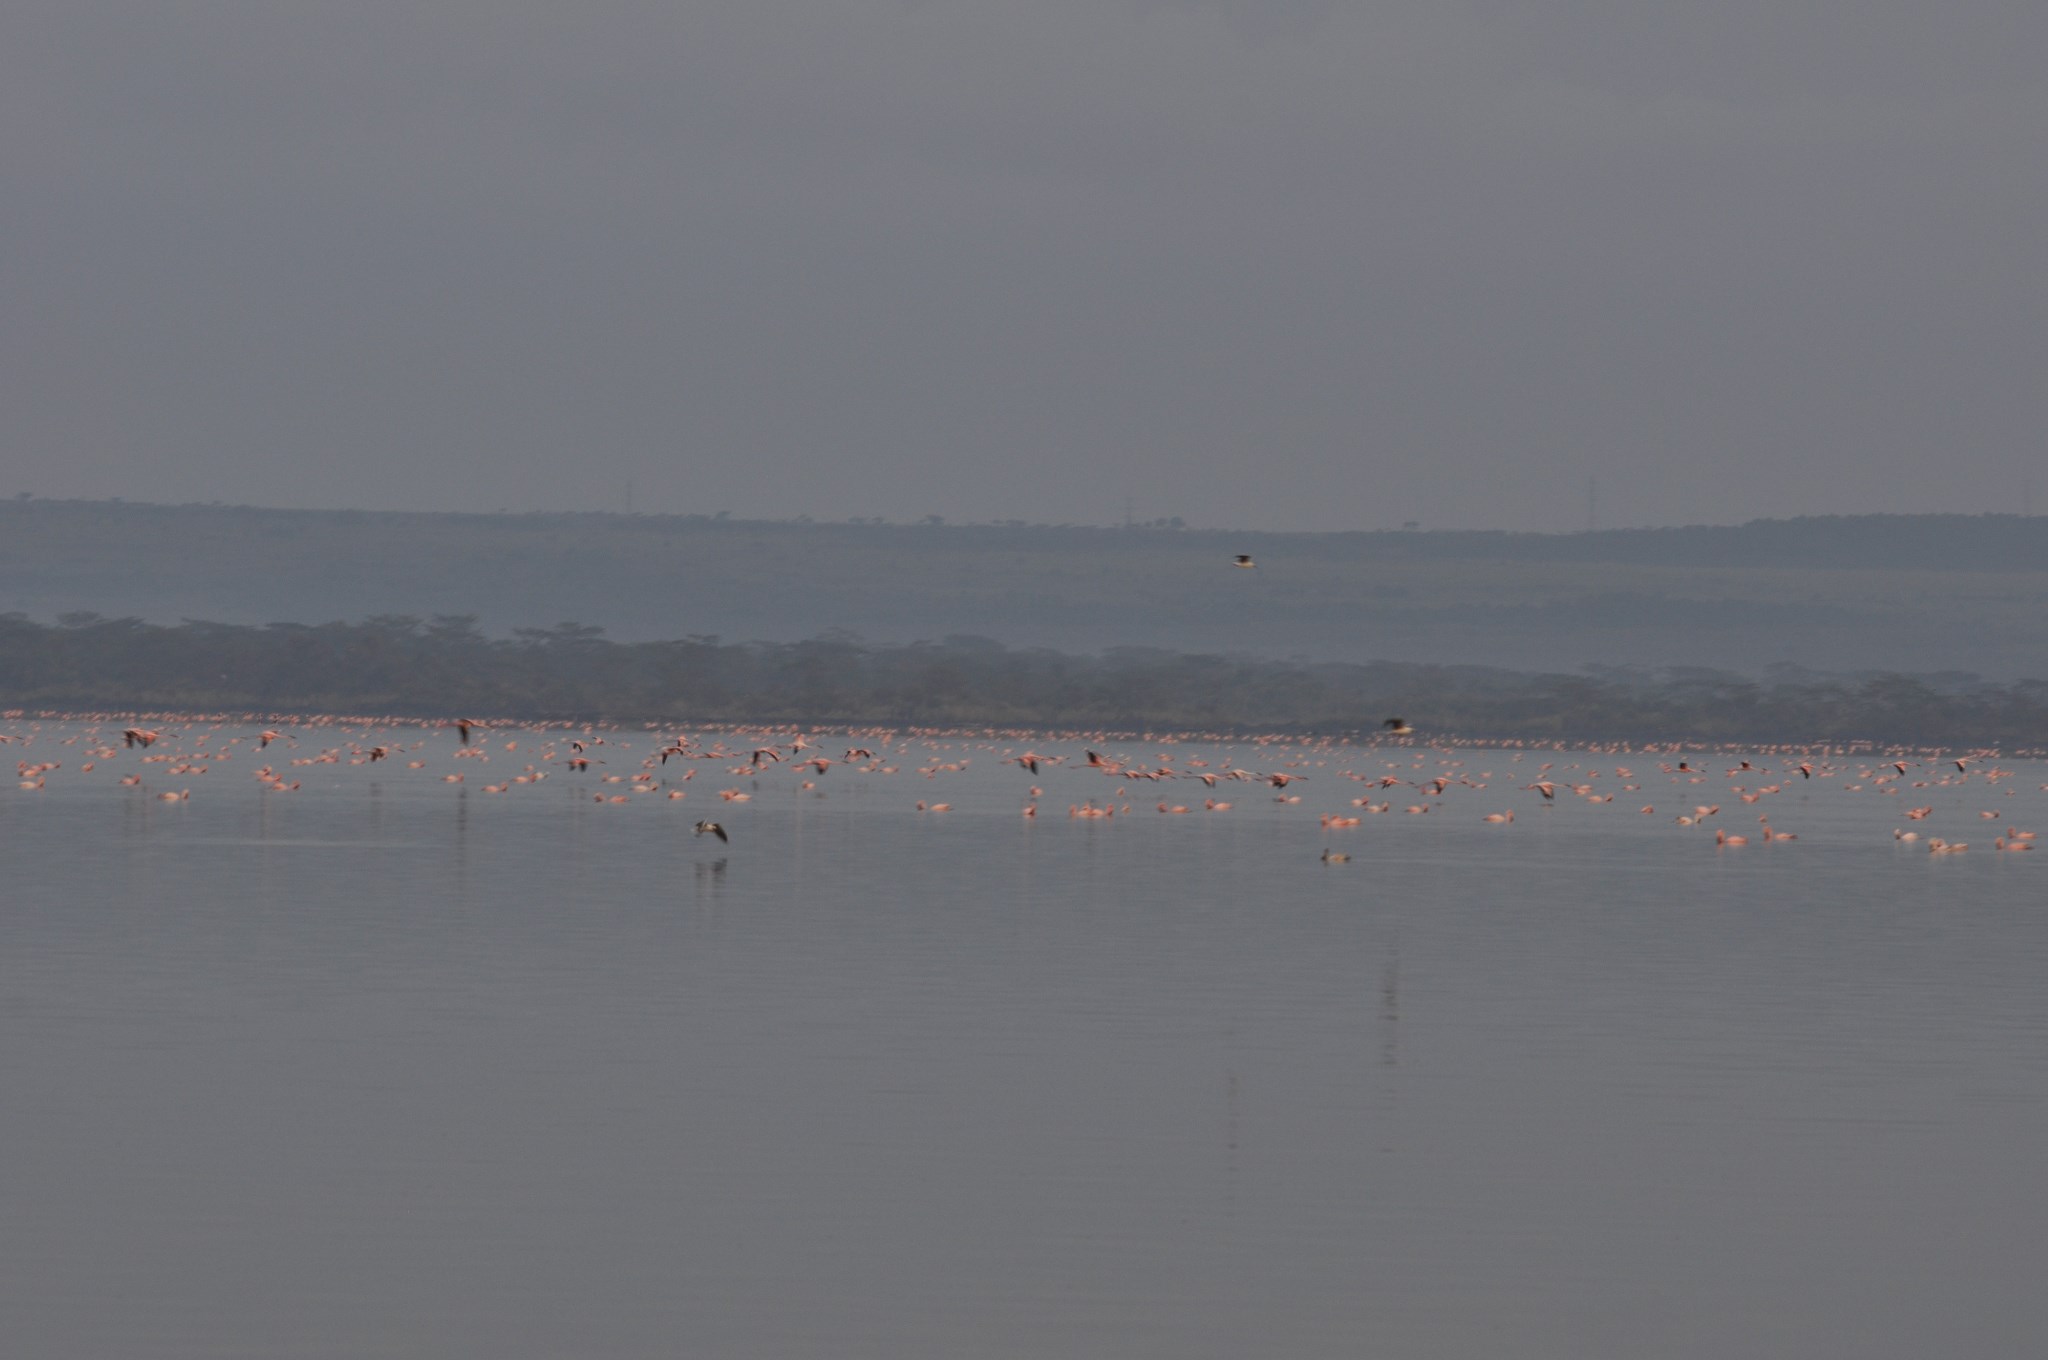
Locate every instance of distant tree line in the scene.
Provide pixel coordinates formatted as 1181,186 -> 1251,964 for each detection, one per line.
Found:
4,612 -> 2047,749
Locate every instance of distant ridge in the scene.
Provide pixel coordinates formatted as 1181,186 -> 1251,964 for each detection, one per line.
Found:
10,495 -> 2048,569
5,499 -> 2047,676
1326,514 -> 2048,573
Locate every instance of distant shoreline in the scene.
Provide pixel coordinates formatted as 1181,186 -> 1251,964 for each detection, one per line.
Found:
7,610 -> 2045,750
12,705 -> 2046,762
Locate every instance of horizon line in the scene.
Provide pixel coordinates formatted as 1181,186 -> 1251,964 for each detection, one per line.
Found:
7,493 -> 2043,539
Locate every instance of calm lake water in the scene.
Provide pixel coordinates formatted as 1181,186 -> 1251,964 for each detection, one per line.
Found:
5,723 -> 2047,1358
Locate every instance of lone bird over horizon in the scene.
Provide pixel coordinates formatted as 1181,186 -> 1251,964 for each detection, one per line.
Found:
695,820 -> 728,844
1383,718 -> 1414,735
1233,555 -> 1256,568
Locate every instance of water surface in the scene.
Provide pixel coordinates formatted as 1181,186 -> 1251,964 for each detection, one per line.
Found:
5,726 -> 2046,1357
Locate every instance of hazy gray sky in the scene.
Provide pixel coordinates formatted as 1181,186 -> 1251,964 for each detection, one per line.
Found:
5,1 -> 2043,531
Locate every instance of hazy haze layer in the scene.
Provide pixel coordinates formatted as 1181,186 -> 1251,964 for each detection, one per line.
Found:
5,1 -> 2045,530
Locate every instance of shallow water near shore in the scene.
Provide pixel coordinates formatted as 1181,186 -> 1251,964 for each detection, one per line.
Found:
5,723 -> 2047,1357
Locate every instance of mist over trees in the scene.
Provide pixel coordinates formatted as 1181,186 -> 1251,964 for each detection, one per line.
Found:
6,612 -> 2047,751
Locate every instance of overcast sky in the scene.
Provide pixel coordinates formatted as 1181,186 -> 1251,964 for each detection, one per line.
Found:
4,0 -> 2043,531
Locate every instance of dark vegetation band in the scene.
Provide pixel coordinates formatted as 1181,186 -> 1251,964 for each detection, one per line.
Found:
7,612 -> 2046,750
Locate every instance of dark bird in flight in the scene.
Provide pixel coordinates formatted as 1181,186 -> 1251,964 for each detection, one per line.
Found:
1233,555 -> 1256,568
1382,718 -> 1414,735
695,820 -> 729,844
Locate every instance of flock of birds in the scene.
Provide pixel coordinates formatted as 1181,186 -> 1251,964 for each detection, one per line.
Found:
13,546 -> 2041,858
9,713 -> 2044,858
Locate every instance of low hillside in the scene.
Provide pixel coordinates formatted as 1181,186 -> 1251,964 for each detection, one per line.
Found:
4,500 -> 2046,676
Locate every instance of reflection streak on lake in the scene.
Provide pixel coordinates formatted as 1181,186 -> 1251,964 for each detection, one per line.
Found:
4,724 -> 2047,1358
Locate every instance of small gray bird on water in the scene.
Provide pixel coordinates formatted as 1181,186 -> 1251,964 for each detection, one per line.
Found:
695,820 -> 728,844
